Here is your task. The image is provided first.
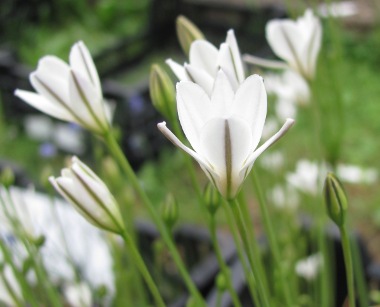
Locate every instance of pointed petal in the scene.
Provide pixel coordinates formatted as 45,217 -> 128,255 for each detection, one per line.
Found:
232,74 -> 267,150
176,81 -> 212,152
218,43 -> 239,91
185,64 -> 214,96
243,54 -> 289,70
166,59 -> 190,81
210,70 -> 234,118
242,118 -> 295,173
14,90 -> 73,122
266,20 -> 304,74
199,117 -> 252,198
226,29 -> 245,83
36,56 -> 70,78
189,40 -> 219,77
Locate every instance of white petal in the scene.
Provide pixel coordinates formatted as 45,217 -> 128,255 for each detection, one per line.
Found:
166,59 -> 190,81
243,54 -> 289,70
185,64 -> 214,96
306,19 -> 322,78
232,74 -> 267,150
199,117 -> 252,198
176,81 -> 212,153
189,40 -> 219,77
218,43 -> 239,91
266,20 -> 305,74
225,29 -> 245,83
36,56 -> 70,78
69,41 -> 102,97
210,70 -> 234,118
14,90 -> 73,122
242,118 -> 295,174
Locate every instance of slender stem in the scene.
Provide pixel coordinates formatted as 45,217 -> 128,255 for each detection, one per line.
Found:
251,172 -> 293,306
103,131 -> 205,305
229,198 -> 271,307
340,226 -> 356,307
121,231 -> 165,307
209,215 -> 242,307
221,199 -> 259,305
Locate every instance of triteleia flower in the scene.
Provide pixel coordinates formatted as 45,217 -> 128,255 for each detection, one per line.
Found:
15,41 -> 110,135
166,29 -> 245,96
158,70 -> 294,199
266,9 -> 322,80
244,9 -> 322,81
49,157 -> 125,234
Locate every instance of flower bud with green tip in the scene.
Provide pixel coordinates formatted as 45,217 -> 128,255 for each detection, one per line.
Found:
160,194 -> 179,231
0,167 -> 15,188
176,15 -> 205,56
150,64 -> 176,121
216,271 -> 228,292
323,172 -> 347,227
203,183 -> 221,215
49,156 -> 125,235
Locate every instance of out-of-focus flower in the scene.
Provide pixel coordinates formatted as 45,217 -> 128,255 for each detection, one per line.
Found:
337,164 -> 378,184
167,29 -> 245,96
176,15 -> 205,56
269,184 -> 299,210
318,1 -> 358,18
49,157 -> 125,234
158,70 -> 294,199
64,282 -> 92,307
244,9 -> 322,81
259,151 -> 285,172
295,253 -> 323,281
15,41 -> 111,135
286,160 -> 327,195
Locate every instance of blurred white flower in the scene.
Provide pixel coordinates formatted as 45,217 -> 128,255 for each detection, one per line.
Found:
295,253 -> 323,281
286,160 -> 327,195
244,9 -> 322,81
15,41 -> 111,135
167,29 -> 245,96
259,151 -> 285,172
337,164 -> 378,184
158,70 -> 294,199
49,156 -> 125,234
318,1 -> 358,18
64,282 -> 92,307
0,265 -> 23,306
269,184 -> 299,210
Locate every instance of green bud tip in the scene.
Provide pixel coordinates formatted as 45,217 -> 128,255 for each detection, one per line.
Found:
323,172 -> 348,227
0,167 -> 15,188
160,194 -> 179,230
176,15 -> 205,56
203,183 -> 221,215
216,271 -> 228,291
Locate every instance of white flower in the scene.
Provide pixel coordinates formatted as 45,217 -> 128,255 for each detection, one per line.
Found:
166,29 -> 245,96
269,184 -> 299,210
158,70 -> 294,199
337,164 -> 378,184
64,282 -> 92,307
15,41 -> 110,135
266,9 -> 322,80
0,265 -> 23,306
49,157 -> 125,234
295,253 -> 323,281
318,1 -> 358,18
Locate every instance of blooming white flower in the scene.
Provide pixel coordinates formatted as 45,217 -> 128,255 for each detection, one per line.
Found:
167,29 -> 245,96
15,41 -> 111,135
269,184 -> 299,210
64,282 -> 92,307
49,157 -> 125,234
295,253 -> 323,281
266,9 -> 322,80
158,70 -> 294,199
244,9 -> 322,81
337,164 -> 378,184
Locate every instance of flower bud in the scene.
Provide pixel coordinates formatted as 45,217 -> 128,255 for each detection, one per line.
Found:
0,167 -> 15,188
216,271 -> 228,292
323,172 -> 347,227
49,156 -> 125,234
160,194 -> 179,230
176,15 -> 205,56
203,183 -> 221,215
149,64 -> 176,121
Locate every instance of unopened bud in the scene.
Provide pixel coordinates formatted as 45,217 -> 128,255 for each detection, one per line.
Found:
150,64 -> 176,121
203,183 -> 221,215
323,172 -> 347,227
160,194 -> 179,230
0,167 -> 15,188
176,15 -> 205,56
216,271 -> 228,292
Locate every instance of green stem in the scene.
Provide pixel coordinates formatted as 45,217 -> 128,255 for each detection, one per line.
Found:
121,231 -> 165,307
103,131 -> 205,305
209,215 -> 242,307
221,200 -> 259,305
340,226 -> 356,307
251,172 -> 293,306
229,198 -> 271,307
